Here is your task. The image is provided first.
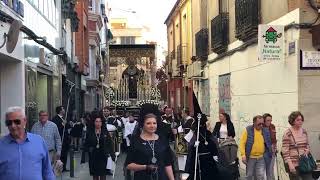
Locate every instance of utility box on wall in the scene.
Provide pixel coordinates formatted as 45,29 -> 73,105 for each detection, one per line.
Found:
311,24 -> 320,49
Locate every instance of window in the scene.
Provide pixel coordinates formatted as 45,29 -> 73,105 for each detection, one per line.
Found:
89,47 -> 96,79
89,0 -> 94,12
34,0 -> 39,9
219,0 -> 229,13
120,36 -> 135,44
27,0 -> 56,26
47,0 -> 51,22
101,4 -> 106,15
39,0 -> 43,13
201,80 -> 210,116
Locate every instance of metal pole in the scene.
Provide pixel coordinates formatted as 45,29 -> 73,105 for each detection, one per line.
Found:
61,82 -> 75,178
166,80 -> 169,106
70,145 -> 75,177
275,152 -> 280,180
193,113 -> 202,180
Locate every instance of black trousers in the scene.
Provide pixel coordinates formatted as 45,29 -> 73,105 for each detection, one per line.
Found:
61,142 -> 69,169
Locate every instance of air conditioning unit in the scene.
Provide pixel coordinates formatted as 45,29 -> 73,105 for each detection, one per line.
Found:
193,61 -> 202,77
172,67 -> 180,77
202,66 -> 209,80
73,56 -> 79,65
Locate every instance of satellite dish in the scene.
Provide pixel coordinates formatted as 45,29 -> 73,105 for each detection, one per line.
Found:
6,20 -> 22,53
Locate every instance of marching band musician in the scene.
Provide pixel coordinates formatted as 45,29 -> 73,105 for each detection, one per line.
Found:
161,107 -> 180,143
124,113 -> 137,148
102,107 -> 121,174
175,109 -> 195,172
181,109 -> 194,134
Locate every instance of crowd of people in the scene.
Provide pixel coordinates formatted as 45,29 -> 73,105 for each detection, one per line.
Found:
0,99 -> 317,180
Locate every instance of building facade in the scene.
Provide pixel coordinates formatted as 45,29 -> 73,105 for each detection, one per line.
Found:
185,0 -> 320,179
0,0 -> 25,135
165,0 -> 193,113
165,0 -> 320,177
0,0 -> 74,133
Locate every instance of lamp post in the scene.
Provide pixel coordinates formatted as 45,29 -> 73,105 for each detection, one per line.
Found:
109,8 -> 136,14
99,73 -> 105,107
166,79 -> 169,106
183,73 -> 186,110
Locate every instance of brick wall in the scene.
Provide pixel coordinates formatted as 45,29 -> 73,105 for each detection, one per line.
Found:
75,0 -> 89,73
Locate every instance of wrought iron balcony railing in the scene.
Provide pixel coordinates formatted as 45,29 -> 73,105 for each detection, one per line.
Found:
177,44 -> 182,67
235,0 -> 260,41
170,50 -> 176,59
166,55 -> 173,75
195,28 -> 209,60
211,13 -> 229,54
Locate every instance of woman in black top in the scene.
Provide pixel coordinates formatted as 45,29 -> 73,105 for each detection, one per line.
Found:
126,113 -> 175,180
85,116 -> 115,180
212,113 -> 235,139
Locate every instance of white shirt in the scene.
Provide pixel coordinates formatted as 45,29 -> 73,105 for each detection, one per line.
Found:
124,121 -> 137,146
219,123 -> 228,139
106,124 -> 117,131
121,117 -> 129,125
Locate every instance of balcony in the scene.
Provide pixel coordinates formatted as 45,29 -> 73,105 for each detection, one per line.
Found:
235,0 -> 260,41
177,44 -> 182,67
61,0 -> 79,32
88,10 -> 103,46
211,13 -> 229,54
195,28 -> 209,60
166,55 -> 173,75
177,44 -> 188,67
187,61 -> 202,79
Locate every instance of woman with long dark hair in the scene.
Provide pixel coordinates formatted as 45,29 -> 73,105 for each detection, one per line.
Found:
212,112 -> 235,140
126,113 -> 175,180
85,115 -> 115,180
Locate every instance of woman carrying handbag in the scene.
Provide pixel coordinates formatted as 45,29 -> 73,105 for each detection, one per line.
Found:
281,111 -> 316,180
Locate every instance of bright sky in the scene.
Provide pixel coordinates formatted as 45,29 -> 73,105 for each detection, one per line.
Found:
108,0 -> 177,68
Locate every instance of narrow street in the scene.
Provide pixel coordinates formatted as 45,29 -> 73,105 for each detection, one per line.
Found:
2,0 -> 320,180
61,151 -> 247,180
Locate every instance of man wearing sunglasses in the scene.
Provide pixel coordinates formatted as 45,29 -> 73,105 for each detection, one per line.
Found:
239,115 -> 273,180
0,106 -> 55,180
31,110 -> 62,165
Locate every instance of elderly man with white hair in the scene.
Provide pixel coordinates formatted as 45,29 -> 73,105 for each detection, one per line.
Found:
0,106 -> 55,180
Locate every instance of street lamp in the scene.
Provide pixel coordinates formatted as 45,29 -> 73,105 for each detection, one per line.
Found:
165,79 -> 169,106
109,8 -> 136,14
182,73 -> 186,110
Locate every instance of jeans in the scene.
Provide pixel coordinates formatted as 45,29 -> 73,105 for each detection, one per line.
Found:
246,157 -> 266,180
266,154 -> 276,180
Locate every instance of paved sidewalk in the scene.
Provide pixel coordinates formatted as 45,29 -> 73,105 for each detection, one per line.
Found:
60,152 -> 126,180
